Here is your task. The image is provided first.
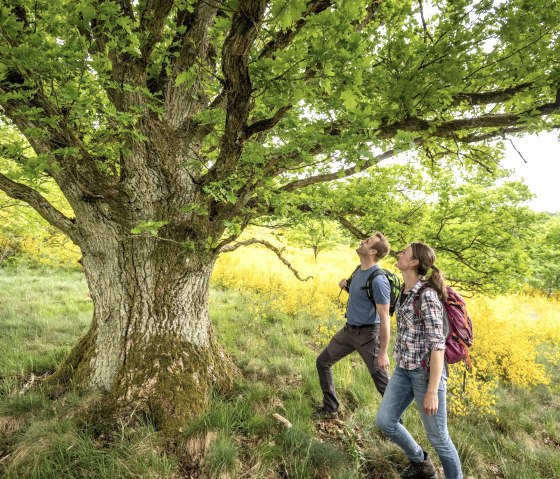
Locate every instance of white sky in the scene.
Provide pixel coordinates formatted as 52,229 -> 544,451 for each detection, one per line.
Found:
502,131 -> 560,213
383,131 -> 560,214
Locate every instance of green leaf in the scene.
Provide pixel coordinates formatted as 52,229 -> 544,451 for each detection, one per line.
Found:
179,203 -> 209,216
175,66 -> 197,88
340,88 -> 358,111
131,221 -> 169,236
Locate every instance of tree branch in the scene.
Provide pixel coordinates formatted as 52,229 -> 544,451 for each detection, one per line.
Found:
265,84 -> 559,182
0,79 -> 117,200
507,139 -> 528,164
336,216 -> 368,239
115,0 -> 135,21
418,0 -> 433,43
138,0 -> 175,60
170,0 -> 225,74
255,92 -> 558,191
180,90 -> 228,149
219,238 -> 313,281
247,88 -> 560,197
163,2 -> 226,127
259,0 -> 383,60
205,0 -> 267,182
452,82 -> 533,106
0,173 -> 77,239
355,0 -> 383,31
244,105 -> 292,139
0,13 -> 111,185
379,108 -> 558,143
280,149 -> 396,192
259,0 -> 332,59
81,0 -> 143,110
457,126 -> 527,143
151,2 -> 210,94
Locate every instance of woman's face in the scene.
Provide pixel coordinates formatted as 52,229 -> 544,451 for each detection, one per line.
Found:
396,245 -> 418,272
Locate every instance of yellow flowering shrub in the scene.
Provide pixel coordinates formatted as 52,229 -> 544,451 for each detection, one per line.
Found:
18,234 -> 81,269
212,230 -> 560,417
213,234 -> 356,320
467,295 -> 551,388
1,189 -> 80,269
315,319 -> 343,347
447,364 -> 497,416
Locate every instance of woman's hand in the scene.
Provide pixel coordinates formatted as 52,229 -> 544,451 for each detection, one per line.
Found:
422,390 -> 438,415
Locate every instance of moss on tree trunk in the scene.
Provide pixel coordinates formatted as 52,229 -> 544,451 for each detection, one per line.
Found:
48,237 -> 239,431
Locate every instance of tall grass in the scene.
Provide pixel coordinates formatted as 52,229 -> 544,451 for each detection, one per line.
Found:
0,269 -> 91,378
1,256 -> 559,478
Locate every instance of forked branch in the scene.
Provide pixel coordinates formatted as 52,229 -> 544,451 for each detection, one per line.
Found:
220,238 -> 313,281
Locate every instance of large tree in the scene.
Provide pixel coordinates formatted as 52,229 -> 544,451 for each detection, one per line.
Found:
1,0 -> 559,427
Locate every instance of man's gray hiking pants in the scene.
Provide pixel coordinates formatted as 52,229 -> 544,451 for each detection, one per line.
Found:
316,323 -> 390,413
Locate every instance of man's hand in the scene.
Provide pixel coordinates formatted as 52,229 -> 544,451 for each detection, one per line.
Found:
376,352 -> 390,371
339,278 -> 348,290
422,390 -> 438,416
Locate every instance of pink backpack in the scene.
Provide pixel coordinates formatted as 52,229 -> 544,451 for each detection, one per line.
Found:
413,285 -> 473,369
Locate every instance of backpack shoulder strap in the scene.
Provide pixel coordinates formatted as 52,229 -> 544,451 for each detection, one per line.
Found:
365,268 -> 386,303
346,265 -> 361,290
412,284 -> 431,318
413,285 -> 450,336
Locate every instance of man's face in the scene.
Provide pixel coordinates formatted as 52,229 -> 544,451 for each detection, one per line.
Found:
356,235 -> 378,257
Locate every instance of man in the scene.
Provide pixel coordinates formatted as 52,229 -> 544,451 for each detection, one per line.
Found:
314,232 -> 391,420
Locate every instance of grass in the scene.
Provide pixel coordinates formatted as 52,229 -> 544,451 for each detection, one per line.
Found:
1,268 -> 559,478
0,268 -> 91,378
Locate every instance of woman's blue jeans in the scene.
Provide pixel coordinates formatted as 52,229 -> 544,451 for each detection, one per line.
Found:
376,366 -> 463,479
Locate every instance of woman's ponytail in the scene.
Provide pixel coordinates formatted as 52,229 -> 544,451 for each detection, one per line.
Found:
426,265 -> 447,301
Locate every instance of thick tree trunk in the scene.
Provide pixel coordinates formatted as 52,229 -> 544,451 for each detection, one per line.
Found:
50,231 -> 237,430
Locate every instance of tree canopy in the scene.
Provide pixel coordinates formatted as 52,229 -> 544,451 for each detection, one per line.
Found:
1,0 -> 559,252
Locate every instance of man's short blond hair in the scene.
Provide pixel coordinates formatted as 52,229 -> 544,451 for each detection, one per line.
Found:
372,232 -> 390,259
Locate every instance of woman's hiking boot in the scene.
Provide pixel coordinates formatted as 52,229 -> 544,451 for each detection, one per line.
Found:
400,451 -> 437,479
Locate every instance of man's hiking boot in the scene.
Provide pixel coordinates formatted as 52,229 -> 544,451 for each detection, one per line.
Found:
312,407 -> 338,420
400,451 -> 437,479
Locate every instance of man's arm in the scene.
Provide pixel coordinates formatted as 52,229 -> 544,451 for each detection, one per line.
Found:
376,303 -> 390,370
371,273 -> 391,370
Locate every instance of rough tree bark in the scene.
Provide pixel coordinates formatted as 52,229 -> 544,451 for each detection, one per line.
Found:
36,109 -> 243,428
49,225 -> 237,429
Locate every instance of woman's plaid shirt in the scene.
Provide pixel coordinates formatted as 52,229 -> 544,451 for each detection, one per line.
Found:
394,280 -> 446,370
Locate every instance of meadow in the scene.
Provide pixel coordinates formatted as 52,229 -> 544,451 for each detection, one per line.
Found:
1,240 -> 559,478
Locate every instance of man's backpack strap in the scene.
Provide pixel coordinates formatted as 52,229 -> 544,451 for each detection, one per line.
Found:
347,267 -> 400,316
346,266 -> 379,304
345,265 -> 361,291
365,268 -> 385,305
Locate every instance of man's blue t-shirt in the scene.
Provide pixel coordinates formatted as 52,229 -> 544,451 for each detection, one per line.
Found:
346,265 -> 390,326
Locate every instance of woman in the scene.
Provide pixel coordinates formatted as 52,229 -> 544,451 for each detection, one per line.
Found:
376,242 -> 463,479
